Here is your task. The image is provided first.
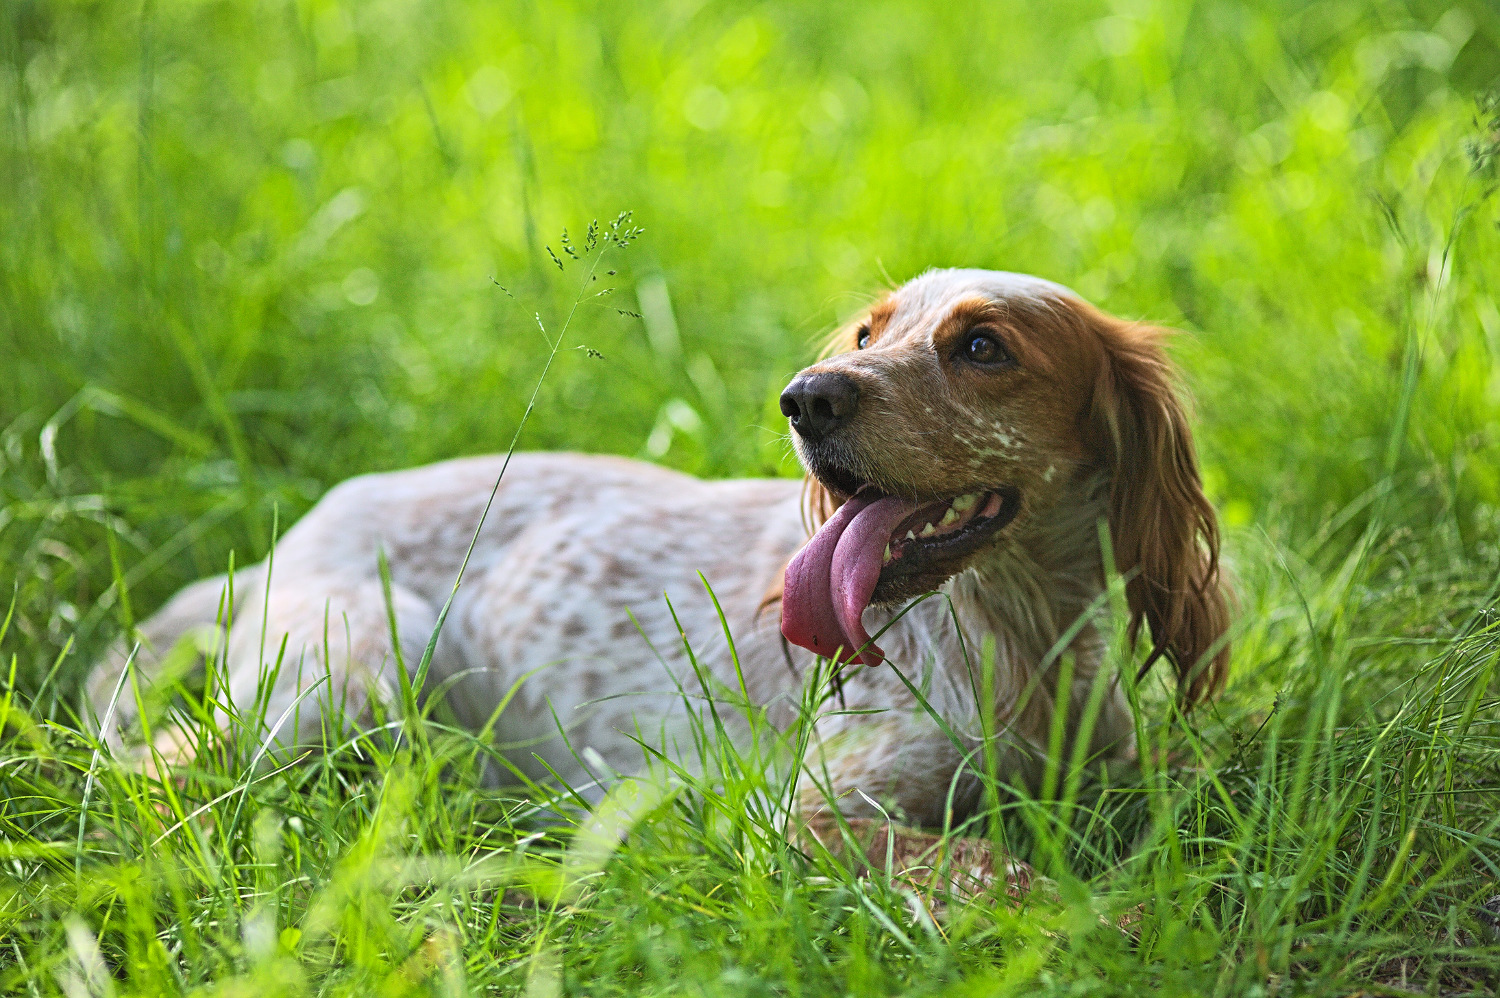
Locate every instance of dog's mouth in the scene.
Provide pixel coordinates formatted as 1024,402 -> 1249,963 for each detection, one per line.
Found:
876,487 -> 1022,585
781,480 -> 1021,667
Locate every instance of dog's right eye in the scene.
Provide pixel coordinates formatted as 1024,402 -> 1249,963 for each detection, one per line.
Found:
959,328 -> 1015,367
856,325 -> 871,349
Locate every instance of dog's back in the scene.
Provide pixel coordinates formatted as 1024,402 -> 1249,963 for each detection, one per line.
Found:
88,268 -> 1227,831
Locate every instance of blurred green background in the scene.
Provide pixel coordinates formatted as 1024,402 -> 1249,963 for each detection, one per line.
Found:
2,0 -> 1499,690
5,6 -> 1500,993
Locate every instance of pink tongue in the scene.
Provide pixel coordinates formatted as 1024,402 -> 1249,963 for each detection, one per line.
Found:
781,493 -> 873,663
782,492 -> 916,666
829,497 -> 917,665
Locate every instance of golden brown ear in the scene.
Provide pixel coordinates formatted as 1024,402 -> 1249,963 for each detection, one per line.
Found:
1089,311 -> 1230,707
801,476 -> 840,533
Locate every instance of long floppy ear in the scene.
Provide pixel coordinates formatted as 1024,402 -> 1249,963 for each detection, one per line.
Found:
802,476 -> 840,533
1089,310 -> 1230,707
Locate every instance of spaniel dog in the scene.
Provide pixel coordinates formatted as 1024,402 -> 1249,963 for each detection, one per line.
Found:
89,268 -> 1228,878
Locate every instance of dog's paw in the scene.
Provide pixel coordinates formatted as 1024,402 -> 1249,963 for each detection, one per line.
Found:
801,815 -> 1041,907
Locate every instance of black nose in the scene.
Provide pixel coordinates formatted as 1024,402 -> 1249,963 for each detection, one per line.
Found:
780,372 -> 860,442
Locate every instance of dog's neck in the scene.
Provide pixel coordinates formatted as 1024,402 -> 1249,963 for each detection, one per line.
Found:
935,470 -> 1132,771
949,472 -> 1112,677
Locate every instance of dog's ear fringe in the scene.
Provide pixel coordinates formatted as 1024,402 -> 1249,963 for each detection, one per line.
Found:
1083,302 -> 1231,710
776,293 -> 1231,710
802,475 -> 840,533
817,296 -> 885,360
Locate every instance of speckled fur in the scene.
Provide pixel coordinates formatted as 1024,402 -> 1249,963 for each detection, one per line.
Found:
87,268 -> 1227,835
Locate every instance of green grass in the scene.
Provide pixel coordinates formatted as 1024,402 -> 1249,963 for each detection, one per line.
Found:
4,0 -> 1500,993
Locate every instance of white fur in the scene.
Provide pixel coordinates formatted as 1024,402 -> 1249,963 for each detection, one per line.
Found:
88,269 -> 1137,826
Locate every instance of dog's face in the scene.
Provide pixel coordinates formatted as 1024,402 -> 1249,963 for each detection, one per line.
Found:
785,271 -> 1093,589
781,268 -> 1229,703
783,270 -> 1109,602
790,272 -> 1097,501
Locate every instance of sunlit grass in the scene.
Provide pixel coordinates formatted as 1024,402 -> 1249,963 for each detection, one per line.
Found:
3,0 -> 1500,993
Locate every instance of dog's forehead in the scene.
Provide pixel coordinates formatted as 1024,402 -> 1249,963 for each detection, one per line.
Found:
883,268 -> 1075,332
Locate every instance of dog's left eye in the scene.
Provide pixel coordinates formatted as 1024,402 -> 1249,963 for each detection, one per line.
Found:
963,331 -> 1011,365
856,325 -> 871,349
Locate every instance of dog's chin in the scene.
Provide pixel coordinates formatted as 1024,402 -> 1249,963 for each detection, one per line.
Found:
803,453 -> 1023,605
803,451 -> 866,500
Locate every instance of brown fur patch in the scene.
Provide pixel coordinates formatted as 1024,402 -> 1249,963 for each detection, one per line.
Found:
781,277 -> 1229,708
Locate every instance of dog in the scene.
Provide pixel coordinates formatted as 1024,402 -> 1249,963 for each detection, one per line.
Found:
88,267 -> 1228,866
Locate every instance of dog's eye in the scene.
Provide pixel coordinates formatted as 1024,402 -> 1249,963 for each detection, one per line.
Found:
963,330 -> 1011,366
856,325 -> 871,349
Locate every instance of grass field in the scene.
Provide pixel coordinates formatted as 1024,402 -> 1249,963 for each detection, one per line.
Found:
5,0 -> 1500,993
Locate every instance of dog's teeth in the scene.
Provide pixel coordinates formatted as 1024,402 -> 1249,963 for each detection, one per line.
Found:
919,522 -> 937,538
905,530 -> 917,541
882,543 -> 892,564
952,493 -> 977,512
938,507 -> 959,527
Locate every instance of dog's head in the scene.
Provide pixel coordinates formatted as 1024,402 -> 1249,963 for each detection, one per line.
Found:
779,268 -> 1228,705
